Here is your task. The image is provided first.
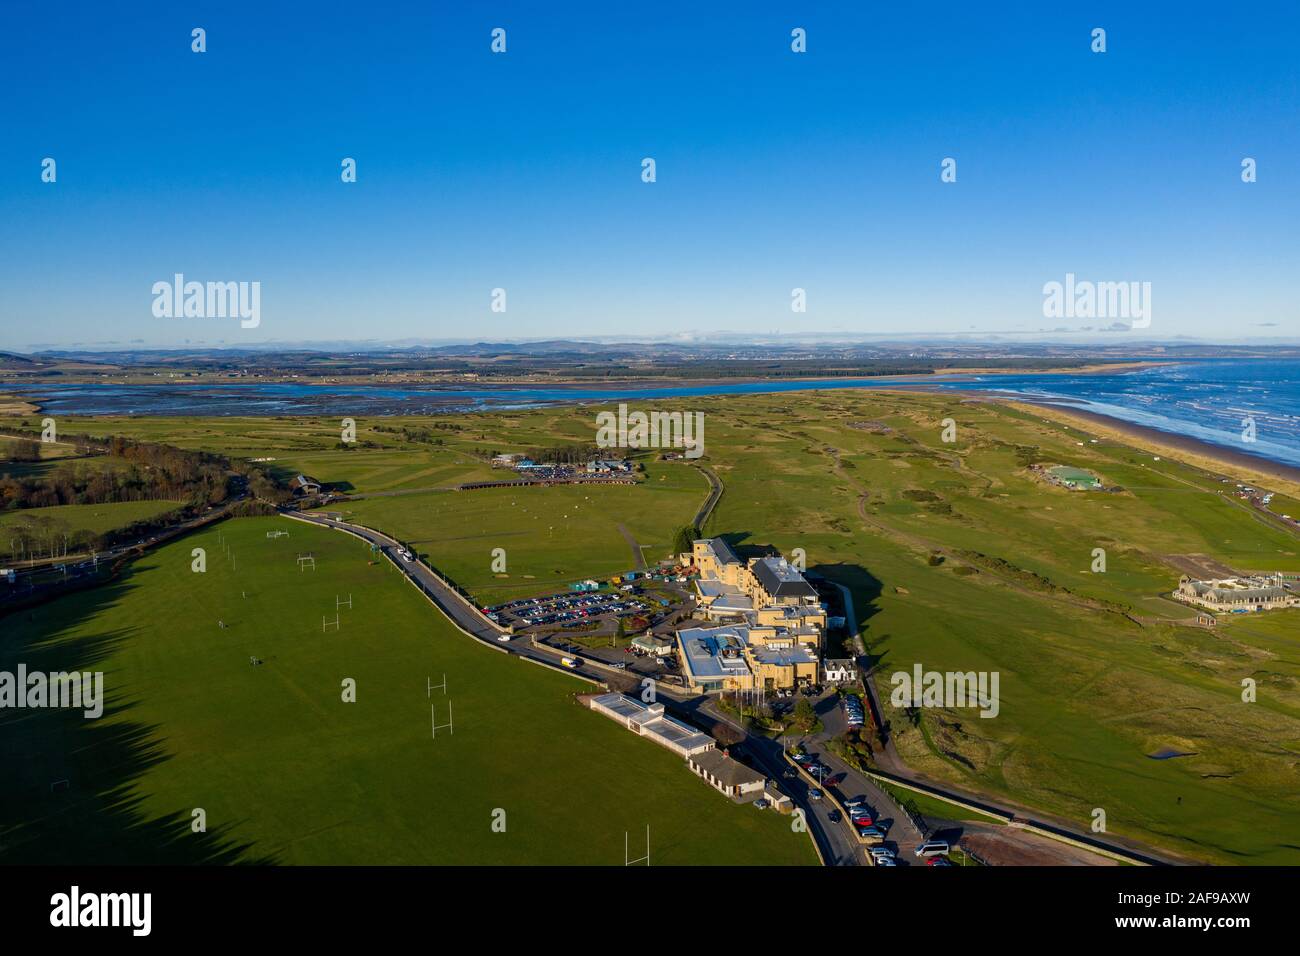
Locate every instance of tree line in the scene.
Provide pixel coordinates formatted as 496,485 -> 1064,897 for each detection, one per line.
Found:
0,429 -> 233,512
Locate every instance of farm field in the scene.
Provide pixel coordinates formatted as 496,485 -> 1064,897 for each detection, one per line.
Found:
0,516 -> 816,866
0,433 -> 125,482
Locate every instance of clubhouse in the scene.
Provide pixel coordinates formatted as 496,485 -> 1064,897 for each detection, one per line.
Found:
1174,574 -> 1299,614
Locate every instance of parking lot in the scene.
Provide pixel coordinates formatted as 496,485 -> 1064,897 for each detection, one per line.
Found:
485,589 -> 653,632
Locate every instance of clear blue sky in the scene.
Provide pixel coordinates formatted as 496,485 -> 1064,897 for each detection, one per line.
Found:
1,1 -> 1296,349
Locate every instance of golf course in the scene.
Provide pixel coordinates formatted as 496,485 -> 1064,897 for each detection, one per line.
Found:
4,387 -> 1300,864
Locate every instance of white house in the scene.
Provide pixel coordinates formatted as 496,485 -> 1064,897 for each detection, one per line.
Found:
821,658 -> 858,684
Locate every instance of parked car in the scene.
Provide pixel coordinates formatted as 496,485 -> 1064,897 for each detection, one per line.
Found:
927,857 -> 954,866
915,841 -> 950,857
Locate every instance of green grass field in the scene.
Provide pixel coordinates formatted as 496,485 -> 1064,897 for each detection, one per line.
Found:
0,516 -> 816,865
7,389 -> 1300,863
690,390 -> 1300,864
338,459 -> 706,602
0,500 -> 183,539
0,434 -> 76,461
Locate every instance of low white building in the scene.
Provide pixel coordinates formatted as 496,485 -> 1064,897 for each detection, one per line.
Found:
631,633 -> 676,657
688,749 -> 768,801
588,693 -> 716,757
586,459 -> 632,474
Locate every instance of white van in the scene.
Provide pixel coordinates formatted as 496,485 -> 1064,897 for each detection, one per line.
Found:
915,841 -> 950,857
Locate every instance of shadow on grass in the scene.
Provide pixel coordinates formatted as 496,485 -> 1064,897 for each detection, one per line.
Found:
807,561 -> 882,636
0,564 -> 277,865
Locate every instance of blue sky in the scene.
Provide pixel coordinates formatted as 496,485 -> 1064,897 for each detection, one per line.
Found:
1,1 -> 1297,349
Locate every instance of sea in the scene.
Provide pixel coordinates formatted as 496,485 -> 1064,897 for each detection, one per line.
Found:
5,357 -> 1299,469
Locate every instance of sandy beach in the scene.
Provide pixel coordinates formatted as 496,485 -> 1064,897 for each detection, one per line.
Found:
1004,398 -> 1300,500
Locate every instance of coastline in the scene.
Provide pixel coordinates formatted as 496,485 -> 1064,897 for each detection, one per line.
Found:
9,370 -> 1300,499
1001,398 -> 1300,499
0,359 -> 1157,393
927,360 -> 1174,378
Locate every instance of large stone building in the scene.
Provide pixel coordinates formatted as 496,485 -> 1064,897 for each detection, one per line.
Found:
677,538 -> 830,692
1174,574 -> 1298,614
676,622 -> 820,693
690,539 -> 826,633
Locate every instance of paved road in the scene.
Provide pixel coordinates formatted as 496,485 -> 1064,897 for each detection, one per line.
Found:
690,698 -> 862,866
287,510 -> 511,644
3,496 -> 246,601
285,508 -> 862,866
829,559 -> 1187,866
690,463 -> 723,530
810,691 -> 926,864
616,523 -> 646,569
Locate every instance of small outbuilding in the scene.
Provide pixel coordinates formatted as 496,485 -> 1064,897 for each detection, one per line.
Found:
289,474 -> 322,496
688,749 -> 768,801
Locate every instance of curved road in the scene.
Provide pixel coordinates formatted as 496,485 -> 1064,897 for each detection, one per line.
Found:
690,463 -> 723,531
287,508 -> 1183,867
284,508 -> 861,865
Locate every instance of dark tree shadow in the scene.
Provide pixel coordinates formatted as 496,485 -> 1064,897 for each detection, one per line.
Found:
0,565 -> 278,865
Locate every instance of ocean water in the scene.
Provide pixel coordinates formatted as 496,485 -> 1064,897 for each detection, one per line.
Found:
928,359 -> 1300,469
5,358 -> 1299,468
